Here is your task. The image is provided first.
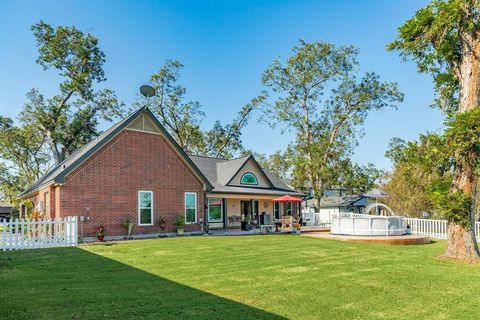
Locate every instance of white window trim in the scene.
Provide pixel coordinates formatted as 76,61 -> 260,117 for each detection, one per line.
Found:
138,190 -> 154,226
207,198 -> 223,223
185,192 -> 197,224
286,202 -> 292,215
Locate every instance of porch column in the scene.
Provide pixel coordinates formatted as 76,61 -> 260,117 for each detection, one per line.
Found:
222,198 -> 227,228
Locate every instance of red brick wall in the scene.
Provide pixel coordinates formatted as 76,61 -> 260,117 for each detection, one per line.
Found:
24,184 -> 56,219
60,129 -> 206,237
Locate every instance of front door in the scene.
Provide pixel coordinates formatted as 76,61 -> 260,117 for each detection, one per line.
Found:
240,200 -> 252,223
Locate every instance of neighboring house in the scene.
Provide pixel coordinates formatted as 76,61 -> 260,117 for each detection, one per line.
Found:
19,107 -> 302,237
0,203 -> 13,220
282,179 -> 349,198
302,195 -> 368,215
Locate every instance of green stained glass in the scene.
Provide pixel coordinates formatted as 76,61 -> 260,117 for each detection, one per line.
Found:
241,173 -> 257,185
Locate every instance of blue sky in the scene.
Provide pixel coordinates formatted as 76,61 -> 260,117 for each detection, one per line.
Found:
0,0 -> 443,170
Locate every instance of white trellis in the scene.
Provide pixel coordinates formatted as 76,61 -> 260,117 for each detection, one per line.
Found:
0,216 -> 78,251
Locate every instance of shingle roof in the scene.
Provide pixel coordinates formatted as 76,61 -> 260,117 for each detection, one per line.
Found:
0,203 -> 13,214
20,107 -> 212,197
304,195 -> 367,208
317,195 -> 366,207
20,106 -> 300,198
189,155 -> 303,196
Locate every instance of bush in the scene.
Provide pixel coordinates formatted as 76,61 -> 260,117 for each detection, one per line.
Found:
173,214 -> 185,230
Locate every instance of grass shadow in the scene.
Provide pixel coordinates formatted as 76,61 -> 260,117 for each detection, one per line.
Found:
0,247 -> 286,320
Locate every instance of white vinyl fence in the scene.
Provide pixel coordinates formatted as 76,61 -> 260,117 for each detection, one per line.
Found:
304,212 -> 480,240
0,216 -> 77,251
404,217 -> 448,239
405,217 -> 480,240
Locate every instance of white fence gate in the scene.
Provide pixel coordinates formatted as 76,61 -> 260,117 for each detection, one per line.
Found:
1,216 -> 78,251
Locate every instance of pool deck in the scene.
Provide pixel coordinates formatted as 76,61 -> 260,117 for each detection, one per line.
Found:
303,232 -> 431,245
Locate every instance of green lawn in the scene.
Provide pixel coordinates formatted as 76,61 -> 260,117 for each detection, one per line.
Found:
1,235 -> 480,320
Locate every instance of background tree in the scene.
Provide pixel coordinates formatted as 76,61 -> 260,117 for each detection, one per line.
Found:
20,21 -> 125,165
382,136 -> 440,217
262,40 -> 403,208
139,60 -> 267,158
137,60 -> 206,154
0,116 -> 50,202
340,161 -> 383,194
203,93 -> 267,158
243,149 -> 293,179
388,0 -> 480,261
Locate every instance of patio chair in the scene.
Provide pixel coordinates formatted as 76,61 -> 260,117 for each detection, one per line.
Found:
227,215 -> 241,229
281,216 -> 293,231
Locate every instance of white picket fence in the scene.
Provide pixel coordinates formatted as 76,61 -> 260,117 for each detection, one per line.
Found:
0,216 -> 78,251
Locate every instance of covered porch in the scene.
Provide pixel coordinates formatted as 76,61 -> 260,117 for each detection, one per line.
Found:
206,193 -> 303,231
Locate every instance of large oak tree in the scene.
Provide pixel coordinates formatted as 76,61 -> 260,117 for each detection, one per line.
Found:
389,0 -> 480,261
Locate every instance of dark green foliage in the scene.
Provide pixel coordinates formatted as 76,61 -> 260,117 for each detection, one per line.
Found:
444,107 -> 480,173
428,178 -> 472,224
20,22 -> 125,165
387,0 -> 478,113
385,109 -> 480,223
0,116 -> 49,202
340,162 -> 383,194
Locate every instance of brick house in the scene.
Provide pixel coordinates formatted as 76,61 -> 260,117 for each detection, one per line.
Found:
19,107 -> 303,238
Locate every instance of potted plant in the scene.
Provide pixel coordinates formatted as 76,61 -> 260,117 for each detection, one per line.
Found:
158,216 -> 166,231
96,225 -> 105,242
244,214 -> 252,231
174,214 -> 185,236
121,217 -> 134,239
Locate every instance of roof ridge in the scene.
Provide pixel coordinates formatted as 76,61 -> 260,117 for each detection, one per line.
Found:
188,154 -> 251,161
188,154 -> 230,161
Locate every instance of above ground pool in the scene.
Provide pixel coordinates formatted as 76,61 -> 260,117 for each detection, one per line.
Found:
330,213 -> 406,236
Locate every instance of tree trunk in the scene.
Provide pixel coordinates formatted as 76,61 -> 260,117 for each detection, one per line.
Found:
444,35 -> 480,261
46,130 -> 63,165
443,221 -> 479,262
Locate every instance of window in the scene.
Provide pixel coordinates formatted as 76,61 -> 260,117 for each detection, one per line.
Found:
208,198 -> 222,222
185,192 -> 197,224
44,192 -> 50,217
138,191 -> 153,226
286,202 -> 292,216
240,172 -> 258,185
274,202 -> 280,219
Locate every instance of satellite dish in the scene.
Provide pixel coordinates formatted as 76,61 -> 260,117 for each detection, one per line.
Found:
140,85 -> 156,98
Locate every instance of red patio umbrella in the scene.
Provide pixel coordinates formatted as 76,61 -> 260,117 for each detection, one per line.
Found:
272,195 -> 303,203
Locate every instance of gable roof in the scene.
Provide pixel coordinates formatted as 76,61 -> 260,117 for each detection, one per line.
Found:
189,154 -> 303,196
217,155 -> 250,185
223,154 -> 274,188
20,107 -> 212,197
